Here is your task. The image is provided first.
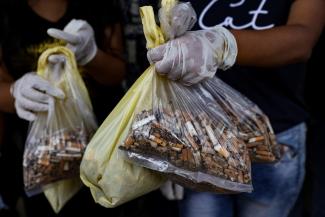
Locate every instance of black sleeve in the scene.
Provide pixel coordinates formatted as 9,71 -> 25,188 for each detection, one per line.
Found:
0,6 -> 5,44
92,0 -> 123,24
139,0 -> 159,7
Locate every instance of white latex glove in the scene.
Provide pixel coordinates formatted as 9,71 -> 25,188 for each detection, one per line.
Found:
148,26 -> 238,86
47,19 -> 98,66
160,180 -> 184,200
159,2 -> 197,40
11,56 -> 65,121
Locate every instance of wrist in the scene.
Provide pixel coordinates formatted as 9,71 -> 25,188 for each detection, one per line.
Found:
0,82 -> 16,113
79,44 -> 98,66
9,82 -> 15,98
212,26 -> 238,70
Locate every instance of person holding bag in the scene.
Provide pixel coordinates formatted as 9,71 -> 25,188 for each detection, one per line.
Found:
0,0 -> 127,216
145,0 -> 325,217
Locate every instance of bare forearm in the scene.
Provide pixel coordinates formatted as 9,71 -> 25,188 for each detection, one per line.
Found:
85,49 -> 126,85
0,82 -> 15,113
0,112 -> 4,143
0,55 -> 15,113
231,0 -> 325,67
84,23 -> 126,85
232,25 -> 317,67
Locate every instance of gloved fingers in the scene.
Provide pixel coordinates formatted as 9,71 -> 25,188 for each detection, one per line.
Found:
171,2 -> 197,37
15,103 -> 36,122
167,63 -> 183,81
155,43 -> 180,75
147,44 -> 167,64
48,54 -> 66,65
181,66 -> 213,85
182,72 -> 207,86
155,59 -> 174,76
63,19 -> 87,33
17,96 -> 49,113
174,184 -> 184,200
158,8 -> 173,39
21,88 -> 51,104
160,181 -> 176,200
167,40 -> 192,81
32,76 -> 65,99
47,28 -> 80,44
159,2 -> 196,39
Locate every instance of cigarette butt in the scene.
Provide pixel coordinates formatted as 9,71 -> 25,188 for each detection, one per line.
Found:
184,131 -> 199,151
256,150 -> 272,156
150,141 -> 158,148
66,147 -> 81,153
238,171 -> 244,183
149,135 -> 166,146
255,154 -> 276,162
224,169 -> 237,182
153,133 -> 161,138
244,174 -> 251,183
247,142 -> 258,148
125,135 -> 134,147
248,136 -> 264,143
171,147 -> 182,152
182,149 -> 188,161
185,121 -> 199,138
256,145 -> 269,151
174,143 -> 184,149
214,145 -> 230,159
64,162 -> 69,171
202,146 -> 215,154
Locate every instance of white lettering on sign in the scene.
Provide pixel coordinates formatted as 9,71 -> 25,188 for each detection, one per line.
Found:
198,0 -> 275,30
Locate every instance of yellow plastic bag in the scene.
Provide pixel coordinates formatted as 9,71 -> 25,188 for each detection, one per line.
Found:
43,178 -> 83,213
79,2 -> 177,208
24,46 -> 97,213
80,67 -> 165,208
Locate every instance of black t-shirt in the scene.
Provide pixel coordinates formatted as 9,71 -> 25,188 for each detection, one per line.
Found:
141,0 -> 307,133
188,0 -> 307,133
1,0 -> 124,124
0,0 -> 124,210
305,31 -> 324,121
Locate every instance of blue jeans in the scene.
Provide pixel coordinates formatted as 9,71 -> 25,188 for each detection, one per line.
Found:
0,194 -> 8,210
180,123 -> 307,217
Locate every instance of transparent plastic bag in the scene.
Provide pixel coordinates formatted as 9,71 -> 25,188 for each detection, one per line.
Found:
118,4 -> 251,193
156,0 -> 280,162
120,69 -> 253,193
201,78 -> 280,162
23,46 -> 97,195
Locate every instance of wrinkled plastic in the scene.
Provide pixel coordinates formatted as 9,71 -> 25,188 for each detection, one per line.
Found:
119,1 -> 280,194
117,2 -> 252,193
147,27 -> 237,86
120,70 -> 253,193
43,178 -> 83,213
80,67 -> 165,208
201,77 -> 280,162
23,46 -> 97,196
148,0 -> 279,162
159,2 -> 197,40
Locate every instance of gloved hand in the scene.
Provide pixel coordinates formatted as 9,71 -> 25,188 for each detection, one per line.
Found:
11,55 -> 65,121
47,19 -> 98,66
148,2 -> 237,86
148,26 -> 237,85
160,180 -> 184,200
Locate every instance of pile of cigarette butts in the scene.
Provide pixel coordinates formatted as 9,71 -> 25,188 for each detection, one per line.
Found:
236,115 -> 279,163
121,108 -> 253,192
23,128 -> 88,191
